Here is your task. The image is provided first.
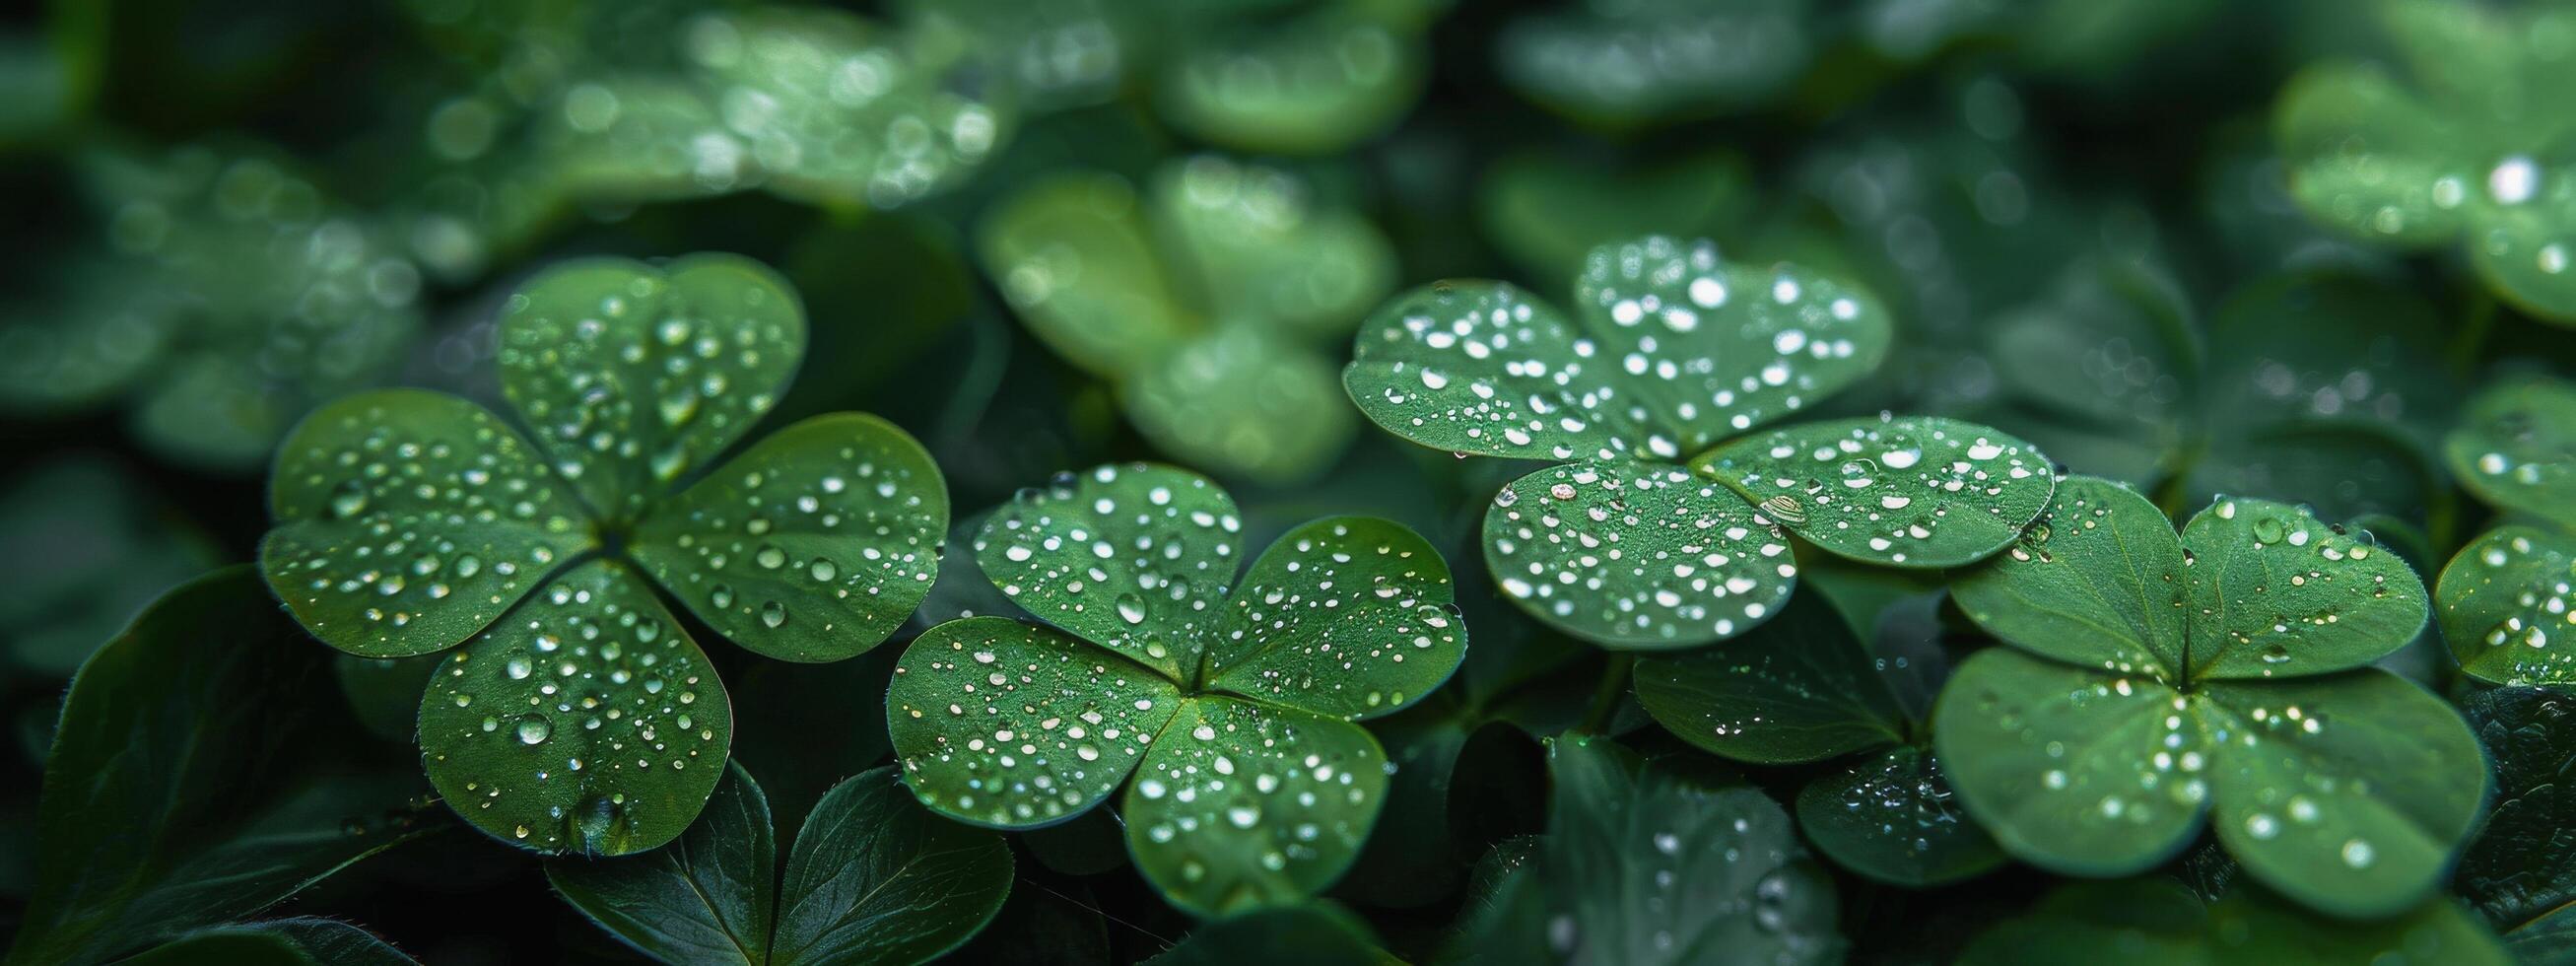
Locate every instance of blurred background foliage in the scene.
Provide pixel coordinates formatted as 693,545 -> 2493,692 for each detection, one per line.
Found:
3,0 -> 2572,962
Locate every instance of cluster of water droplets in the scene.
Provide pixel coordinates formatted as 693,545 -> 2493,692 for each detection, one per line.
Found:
1961,674 -> 2212,849
1124,697 -> 1384,912
421,562 -> 723,855
265,394 -> 587,654
975,464 -> 1242,675
1708,416 -> 2046,566
1202,518 -> 1459,716
1817,748 -> 1983,867
2444,528 -> 2576,685
1490,461 -> 1794,646
889,618 -> 1179,827
2185,498 -> 2408,678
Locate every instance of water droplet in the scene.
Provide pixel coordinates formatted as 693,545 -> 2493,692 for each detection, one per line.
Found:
515,715 -> 552,745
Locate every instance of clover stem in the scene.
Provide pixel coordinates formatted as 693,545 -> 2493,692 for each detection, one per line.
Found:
1577,654 -> 1635,734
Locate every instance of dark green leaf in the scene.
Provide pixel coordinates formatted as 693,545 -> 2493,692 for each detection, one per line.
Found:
419,560 -> 731,857
1496,0 -> 1810,125
1796,746 -> 2006,888
2454,685 -> 2576,943
772,768 -> 1012,965
1142,903 -> 1397,966
124,920 -> 420,966
1950,476 -> 2188,677
2446,376 -> 2576,531
1696,415 -> 2055,569
1634,591 -> 1907,764
1958,878 -> 2508,966
549,762 -> 776,966
260,389 -> 592,657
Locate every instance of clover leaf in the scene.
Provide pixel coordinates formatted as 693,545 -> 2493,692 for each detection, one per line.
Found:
1451,735 -> 1844,965
2454,685 -> 2576,960
2436,376 -> 2576,685
1157,8 -> 1428,157
979,158 -> 1395,482
1495,0 -> 1812,127
550,764 -> 1012,965
1636,593 -> 2005,887
887,462 -> 1465,917
258,253 -> 948,857
1959,877 -> 2510,966
1935,476 -> 2487,917
2274,0 -> 2576,321
1345,234 -> 2054,648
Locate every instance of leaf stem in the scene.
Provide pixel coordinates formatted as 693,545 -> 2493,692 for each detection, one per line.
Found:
1577,654 -> 1635,734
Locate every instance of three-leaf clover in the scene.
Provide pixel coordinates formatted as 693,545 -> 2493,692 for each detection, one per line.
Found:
259,253 -> 948,856
550,764 -> 1012,965
979,157 -> 1395,482
2274,0 -> 2576,321
886,462 -> 1465,916
2436,376 -> 2576,685
1935,476 -> 2488,917
1635,592 -> 2005,886
1344,234 -> 2056,648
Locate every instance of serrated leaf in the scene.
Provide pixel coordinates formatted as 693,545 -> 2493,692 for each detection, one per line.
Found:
1484,460 -> 1796,649
1958,878 -> 2509,966
1633,592 -> 1905,764
2439,526 -> 2576,685
551,765 -> 1013,966
1950,476 -> 2188,676
1202,516 -> 1461,720
419,560 -> 731,857
2447,376 -> 2576,531
2199,672 -> 2488,919
631,413 -> 947,662
887,617 -> 1184,829
1157,14 -> 1422,156
8,569 -> 434,966
499,254 -> 805,525
1796,746 -> 2006,889
2179,495 -> 2426,679
2456,685 -> 2576,939
1123,696 -> 1389,918
1934,648 -> 2208,877
1697,416 -> 2055,568
261,389 -> 592,657
974,464 -> 1242,680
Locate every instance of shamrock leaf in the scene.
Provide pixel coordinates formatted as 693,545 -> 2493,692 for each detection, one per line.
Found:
1636,593 -> 2005,886
888,463 -> 1465,917
2437,377 -> 2576,685
979,158 -> 1395,482
8,569 -> 437,966
1958,877 -> 2509,966
2274,0 -> 2576,321
1495,0 -> 1812,127
550,765 -> 1012,965
1451,736 -> 1844,965
1937,476 -> 2486,917
259,253 -> 947,856
1346,234 -> 2052,648
2454,685 -> 2576,959
1157,10 -> 1427,156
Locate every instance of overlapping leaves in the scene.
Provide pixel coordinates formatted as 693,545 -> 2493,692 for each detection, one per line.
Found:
2438,376 -> 2576,685
258,253 -> 947,857
1936,476 -> 2486,917
887,462 -> 1465,916
1346,234 -> 2053,648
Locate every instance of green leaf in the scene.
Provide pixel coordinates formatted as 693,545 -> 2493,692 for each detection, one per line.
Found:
260,389 -> 592,657
549,762 -> 775,966
1958,878 -> 2509,966
2456,685 -> 2576,940
973,463 -> 1242,681
1496,0 -> 1811,126
419,560 -> 731,857
2198,672 -> 2488,918
1796,746 -> 2007,888
2469,175 -> 2576,320
1634,591 -> 1907,764
1950,476 -> 2189,676
978,173 -> 1193,377
1143,904 -> 1398,966
335,653 -> 437,743
771,768 -> 1013,965
552,765 -> 1013,965
499,253 -> 806,525
124,920 -> 421,966
2446,376 -> 2576,531
0,456 -> 218,676
1477,149 -> 1757,284
1459,736 -> 1842,964
1124,328 -> 1358,484
2510,909 -> 2576,966
1933,648 -> 2208,877
1151,157 -> 1397,337
1203,516 -> 1463,720
729,653 -> 896,838
1484,460 -> 1796,649
1123,697 -> 1390,918
631,412 -> 948,662
887,617 -> 1185,828
7,568 -> 435,966
2439,526 -> 2576,685
2274,64 -> 2468,249
2177,495 -> 2427,680
1697,416 -> 2056,568
1157,14 -> 1424,156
